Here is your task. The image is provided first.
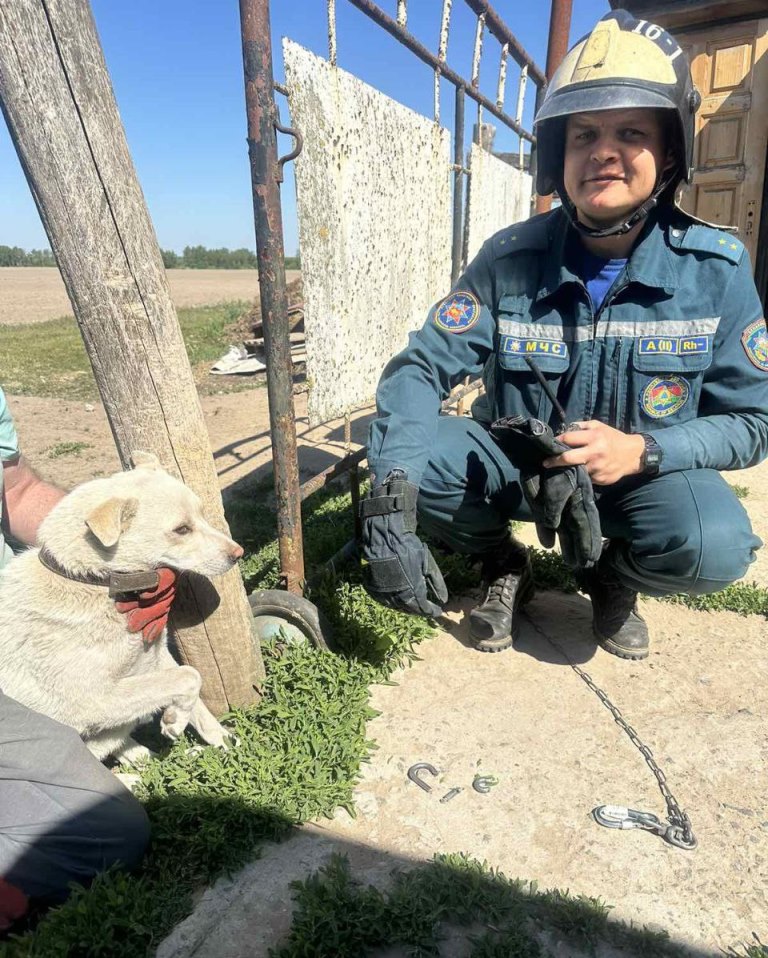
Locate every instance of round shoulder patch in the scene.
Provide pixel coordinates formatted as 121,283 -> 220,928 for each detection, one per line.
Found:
641,376 -> 690,419
433,291 -> 480,334
741,319 -> 768,372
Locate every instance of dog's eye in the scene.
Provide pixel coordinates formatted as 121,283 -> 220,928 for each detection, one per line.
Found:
174,524 -> 192,536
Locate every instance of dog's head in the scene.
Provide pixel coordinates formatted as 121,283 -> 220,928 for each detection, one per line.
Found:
38,452 -> 243,578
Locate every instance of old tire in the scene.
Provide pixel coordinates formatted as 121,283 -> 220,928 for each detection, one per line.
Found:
248,589 -> 331,651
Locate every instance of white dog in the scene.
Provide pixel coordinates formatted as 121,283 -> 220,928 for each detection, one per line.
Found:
0,452 -> 243,765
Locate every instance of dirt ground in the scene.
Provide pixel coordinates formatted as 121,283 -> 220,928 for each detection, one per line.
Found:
0,266 -> 301,325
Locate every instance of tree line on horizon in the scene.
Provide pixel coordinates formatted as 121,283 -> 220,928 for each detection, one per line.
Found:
0,244 -> 300,270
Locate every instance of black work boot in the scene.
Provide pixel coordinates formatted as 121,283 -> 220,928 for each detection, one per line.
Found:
579,545 -> 649,660
469,537 -> 535,653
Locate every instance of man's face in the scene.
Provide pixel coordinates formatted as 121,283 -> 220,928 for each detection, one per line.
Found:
562,108 -> 672,229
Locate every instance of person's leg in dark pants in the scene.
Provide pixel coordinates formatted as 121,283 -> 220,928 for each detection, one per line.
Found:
0,692 -> 150,907
417,416 -> 534,651
598,469 -> 761,596
580,468 -> 762,658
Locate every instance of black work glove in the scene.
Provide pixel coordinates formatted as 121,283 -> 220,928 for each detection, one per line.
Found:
360,470 -> 448,617
490,416 -> 602,570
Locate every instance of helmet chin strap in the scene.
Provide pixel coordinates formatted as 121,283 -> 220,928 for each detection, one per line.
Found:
560,171 -> 676,240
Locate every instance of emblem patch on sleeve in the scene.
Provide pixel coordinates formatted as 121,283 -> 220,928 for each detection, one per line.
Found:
741,319 -> 768,372
641,376 -> 690,419
434,291 -> 480,334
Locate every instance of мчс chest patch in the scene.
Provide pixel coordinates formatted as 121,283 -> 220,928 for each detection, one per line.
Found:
641,376 -> 690,419
741,319 -> 768,372
434,291 -> 480,334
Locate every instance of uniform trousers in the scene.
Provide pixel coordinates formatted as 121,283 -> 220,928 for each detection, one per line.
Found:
0,691 -> 150,902
416,416 -> 761,596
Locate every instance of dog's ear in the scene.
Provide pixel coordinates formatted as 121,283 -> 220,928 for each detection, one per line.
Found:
131,450 -> 162,471
85,497 -> 139,548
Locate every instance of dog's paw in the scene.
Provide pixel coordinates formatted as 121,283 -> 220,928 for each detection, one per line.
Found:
160,705 -> 192,741
115,741 -> 154,767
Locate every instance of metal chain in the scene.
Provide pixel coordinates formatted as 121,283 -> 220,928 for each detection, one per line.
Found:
523,611 -> 697,849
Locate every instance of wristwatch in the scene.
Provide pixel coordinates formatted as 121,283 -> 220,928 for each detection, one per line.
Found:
639,433 -> 663,476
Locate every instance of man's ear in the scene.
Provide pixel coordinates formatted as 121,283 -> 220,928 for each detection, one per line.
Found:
85,497 -> 138,548
131,451 -> 162,471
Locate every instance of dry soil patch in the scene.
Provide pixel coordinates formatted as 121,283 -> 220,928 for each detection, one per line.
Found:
0,267 -> 301,325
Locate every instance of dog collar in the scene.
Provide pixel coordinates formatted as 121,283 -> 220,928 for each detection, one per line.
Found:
37,548 -> 160,598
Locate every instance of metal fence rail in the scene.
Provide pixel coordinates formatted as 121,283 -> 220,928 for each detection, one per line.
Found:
241,0 -> 555,594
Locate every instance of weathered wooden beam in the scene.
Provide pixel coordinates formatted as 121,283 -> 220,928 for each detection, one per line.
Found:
0,0 -> 263,713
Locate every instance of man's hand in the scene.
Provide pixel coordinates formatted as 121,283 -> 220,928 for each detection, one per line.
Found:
542,421 -> 645,485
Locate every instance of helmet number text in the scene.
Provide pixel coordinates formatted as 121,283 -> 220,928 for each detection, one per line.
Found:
631,19 -> 683,62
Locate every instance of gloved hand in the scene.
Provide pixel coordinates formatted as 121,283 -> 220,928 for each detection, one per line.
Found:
490,416 -> 602,569
114,567 -> 179,644
360,470 -> 448,617
0,878 -> 28,931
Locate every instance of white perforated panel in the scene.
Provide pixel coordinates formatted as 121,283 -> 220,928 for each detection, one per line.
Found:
465,143 -> 533,264
284,40 -> 453,425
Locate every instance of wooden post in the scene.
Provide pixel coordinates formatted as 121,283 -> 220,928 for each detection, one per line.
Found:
0,0 -> 263,713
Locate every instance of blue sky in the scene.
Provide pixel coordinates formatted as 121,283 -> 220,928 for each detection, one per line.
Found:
0,0 -> 610,256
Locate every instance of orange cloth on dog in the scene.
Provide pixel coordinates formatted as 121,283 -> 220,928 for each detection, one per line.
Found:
115,568 -> 178,645
0,878 -> 28,930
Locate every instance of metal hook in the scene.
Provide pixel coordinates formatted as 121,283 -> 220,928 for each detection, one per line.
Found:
275,108 -> 303,183
472,774 -> 499,794
407,762 -> 439,793
593,805 -> 697,850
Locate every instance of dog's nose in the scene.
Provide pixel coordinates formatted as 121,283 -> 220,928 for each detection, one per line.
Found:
231,542 -> 244,561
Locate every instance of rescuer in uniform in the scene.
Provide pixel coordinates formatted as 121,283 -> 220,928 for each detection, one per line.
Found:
360,10 -> 767,660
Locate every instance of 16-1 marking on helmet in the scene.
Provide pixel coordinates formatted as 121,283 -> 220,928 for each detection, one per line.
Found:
741,319 -> 768,372
434,291 -> 480,334
641,376 -> 689,419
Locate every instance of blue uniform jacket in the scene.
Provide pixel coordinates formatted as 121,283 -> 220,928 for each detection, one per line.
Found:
369,207 -> 768,486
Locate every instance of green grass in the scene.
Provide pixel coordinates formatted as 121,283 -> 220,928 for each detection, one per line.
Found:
0,302 -> 260,401
731,484 -> 750,499
2,490 -> 766,956
271,852 -> 733,957
45,440 -> 93,459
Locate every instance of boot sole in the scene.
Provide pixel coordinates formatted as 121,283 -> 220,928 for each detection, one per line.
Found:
595,629 -> 649,661
473,577 -> 535,654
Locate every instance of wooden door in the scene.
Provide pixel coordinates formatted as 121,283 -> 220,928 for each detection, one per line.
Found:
677,19 -> 768,266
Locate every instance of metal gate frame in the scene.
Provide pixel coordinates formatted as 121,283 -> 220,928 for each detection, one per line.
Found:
238,0 -> 567,597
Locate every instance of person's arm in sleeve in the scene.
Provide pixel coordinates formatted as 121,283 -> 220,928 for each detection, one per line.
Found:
0,387 -> 64,549
648,254 -> 768,473
367,239 -> 498,486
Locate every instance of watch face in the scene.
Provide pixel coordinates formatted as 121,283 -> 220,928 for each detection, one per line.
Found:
642,435 -> 662,474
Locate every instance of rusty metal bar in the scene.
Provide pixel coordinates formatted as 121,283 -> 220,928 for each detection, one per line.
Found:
516,64 -> 528,169
451,85 -> 465,284
433,0 -> 452,122
537,0 -> 572,213
471,12 -> 485,88
328,0 -> 337,65
346,0 -> 535,142
496,42 -> 508,110
442,378 -> 483,411
463,0 -> 546,87
240,0 -> 305,594
300,447 -> 367,501
545,0 -> 572,80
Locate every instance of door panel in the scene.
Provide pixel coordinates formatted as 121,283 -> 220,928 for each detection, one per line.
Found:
677,18 -> 768,266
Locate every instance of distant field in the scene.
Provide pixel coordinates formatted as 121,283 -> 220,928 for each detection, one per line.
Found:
0,267 -> 301,325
